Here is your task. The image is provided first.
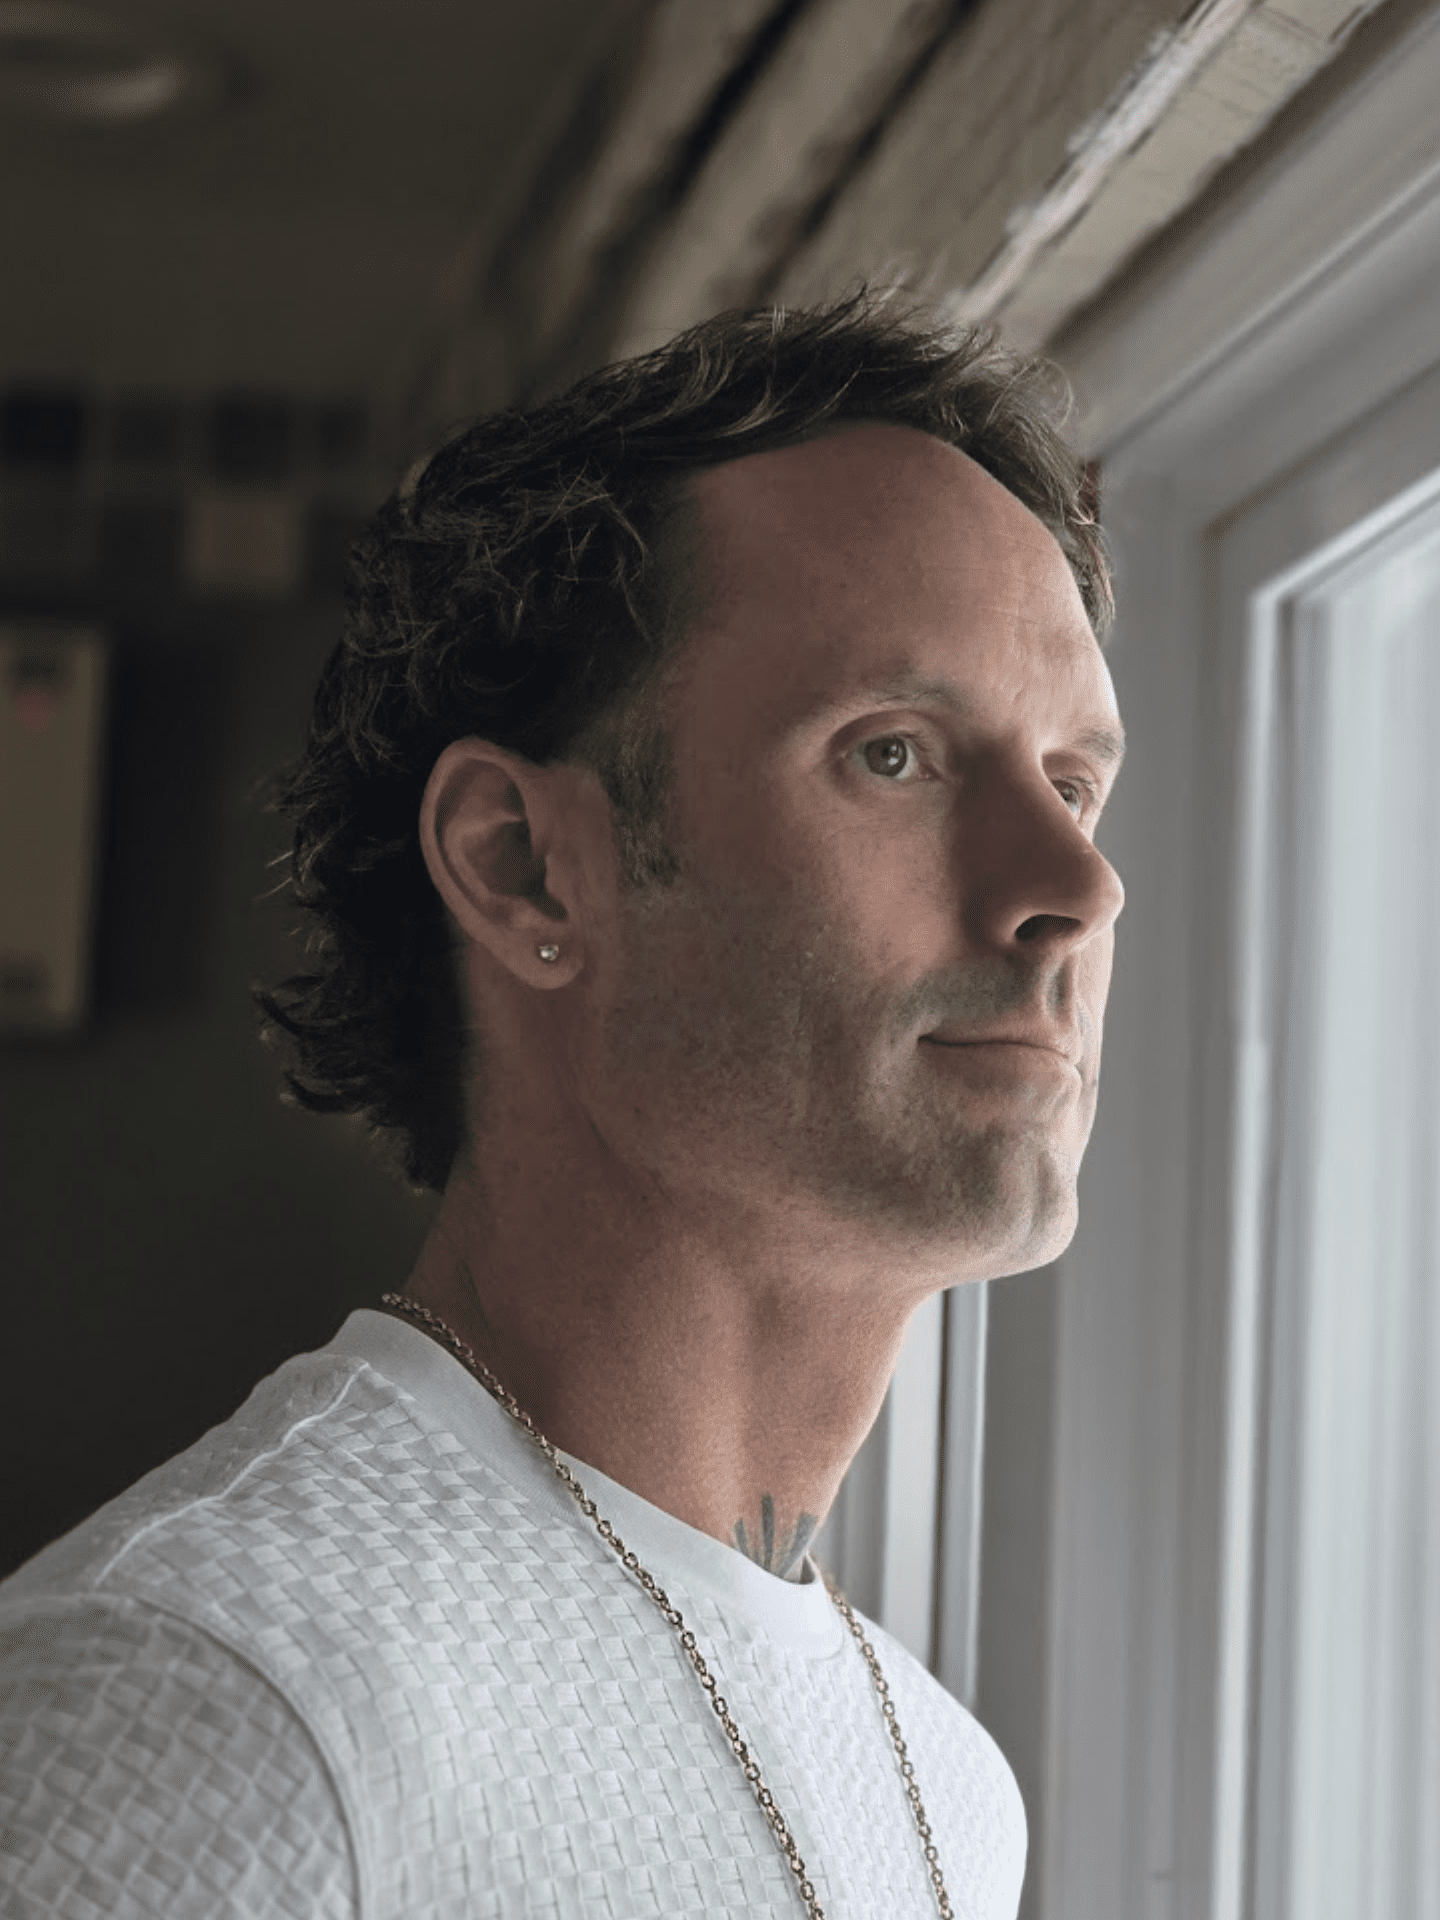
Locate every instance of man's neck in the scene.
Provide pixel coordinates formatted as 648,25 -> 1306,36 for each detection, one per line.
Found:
400,1160 -> 936,1581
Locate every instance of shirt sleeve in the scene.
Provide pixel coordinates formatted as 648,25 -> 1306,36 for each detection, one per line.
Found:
0,1596 -> 358,1920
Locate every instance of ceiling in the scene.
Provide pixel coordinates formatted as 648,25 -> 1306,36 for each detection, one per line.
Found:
0,0 -> 639,396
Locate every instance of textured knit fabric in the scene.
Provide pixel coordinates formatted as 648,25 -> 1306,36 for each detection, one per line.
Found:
0,1310 -> 1027,1919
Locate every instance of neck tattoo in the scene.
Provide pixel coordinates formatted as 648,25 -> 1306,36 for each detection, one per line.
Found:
733,1494 -> 819,1582
379,1294 -> 953,1917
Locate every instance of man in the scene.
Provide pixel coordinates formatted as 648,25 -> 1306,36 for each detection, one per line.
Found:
0,296 -> 1124,1917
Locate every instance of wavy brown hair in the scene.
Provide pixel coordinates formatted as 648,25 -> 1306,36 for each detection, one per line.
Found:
256,292 -> 1111,1192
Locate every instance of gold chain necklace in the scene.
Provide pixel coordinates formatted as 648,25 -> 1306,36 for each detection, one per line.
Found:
379,1293 -> 953,1918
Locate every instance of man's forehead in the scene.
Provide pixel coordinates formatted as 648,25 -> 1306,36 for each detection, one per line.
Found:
669,424 -> 1116,742
687,423 -> 1060,603
691,420 -> 994,515
686,425 -> 1070,610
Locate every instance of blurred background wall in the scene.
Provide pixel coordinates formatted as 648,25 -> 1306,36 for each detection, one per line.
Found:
0,0 -> 652,1574
5,4 -> 1438,1915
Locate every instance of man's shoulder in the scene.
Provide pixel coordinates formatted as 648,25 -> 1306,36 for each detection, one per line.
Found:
0,1336 -> 567,1667
0,1338 -> 535,1648
2,1339 -> 567,1774
3,1349 -> 378,1609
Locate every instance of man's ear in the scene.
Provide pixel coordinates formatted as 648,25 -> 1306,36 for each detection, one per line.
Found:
419,739 -> 589,987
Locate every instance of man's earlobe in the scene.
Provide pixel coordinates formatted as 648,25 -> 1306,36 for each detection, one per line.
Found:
419,739 -> 582,986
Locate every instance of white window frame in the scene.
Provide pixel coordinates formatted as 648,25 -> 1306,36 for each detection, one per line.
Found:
1033,10 -> 1440,1918
815,1280 -> 988,1703
1210,392 -> 1440,1920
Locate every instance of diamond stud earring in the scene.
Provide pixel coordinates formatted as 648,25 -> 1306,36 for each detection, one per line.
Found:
537,943 -> 561,963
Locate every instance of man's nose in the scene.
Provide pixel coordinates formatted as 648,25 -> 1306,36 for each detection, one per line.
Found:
963,778 -> 1124,958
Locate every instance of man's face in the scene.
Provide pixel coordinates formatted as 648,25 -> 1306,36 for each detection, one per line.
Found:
580,424 -> 1124,1285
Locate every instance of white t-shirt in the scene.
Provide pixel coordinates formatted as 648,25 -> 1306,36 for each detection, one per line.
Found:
0,1310 -> 1026,1918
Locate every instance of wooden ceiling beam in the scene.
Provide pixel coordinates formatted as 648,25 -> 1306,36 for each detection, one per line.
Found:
414,0 -> 1412,431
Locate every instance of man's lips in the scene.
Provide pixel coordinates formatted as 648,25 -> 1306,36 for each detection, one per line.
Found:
921,1029 -> 1083,1070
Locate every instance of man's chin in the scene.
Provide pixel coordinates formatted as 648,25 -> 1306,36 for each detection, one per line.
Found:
914,1128 -> 1081,1278
975,1194 -> 1080,1280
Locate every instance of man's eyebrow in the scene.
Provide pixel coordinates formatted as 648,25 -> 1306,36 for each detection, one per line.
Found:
1072,724 -> 1127,772
845,671 -> 965,711
805,672 -> 1128,772
795,670 -> 970,727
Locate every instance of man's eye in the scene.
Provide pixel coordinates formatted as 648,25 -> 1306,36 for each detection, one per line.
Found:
861,736 -> 920,779
1056,778 -> 1092,818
